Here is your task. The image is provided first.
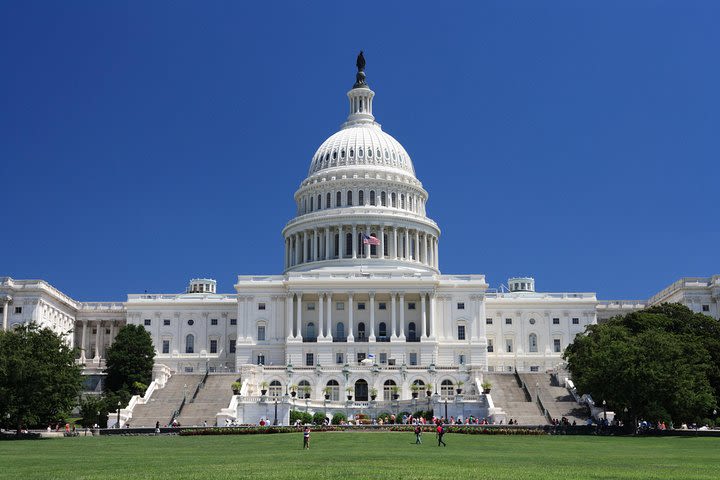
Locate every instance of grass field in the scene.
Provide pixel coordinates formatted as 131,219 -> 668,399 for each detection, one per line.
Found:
0,432 -> 717,479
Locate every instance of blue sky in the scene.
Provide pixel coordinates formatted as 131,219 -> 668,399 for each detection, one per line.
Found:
1,1 -> 718,301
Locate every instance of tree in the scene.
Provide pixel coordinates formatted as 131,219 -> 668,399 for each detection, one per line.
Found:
104,324 -> 155,407
0,323 -> 83,434
564,303 -> 717,425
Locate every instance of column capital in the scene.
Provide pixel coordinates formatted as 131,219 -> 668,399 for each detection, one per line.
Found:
368,291 -> 375,299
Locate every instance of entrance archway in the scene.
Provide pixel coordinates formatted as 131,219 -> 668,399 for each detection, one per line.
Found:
354,379 -> 369,401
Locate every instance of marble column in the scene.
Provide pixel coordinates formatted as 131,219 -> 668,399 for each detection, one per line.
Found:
429,293 -> 436,339
391,293 -> 398,341
326,293 -> 333,341
352,224 -> 357,259
420,294 -> 427,340
369,293 -> 376,342
379,226 -> 385,259
347,293 -> 355,342
398,294 -> 406,340
94,321 -> 101,360
80,320 -> 88,362
317,292 -> 325,340
286,293 -> 294,340
295,293 -> 303,342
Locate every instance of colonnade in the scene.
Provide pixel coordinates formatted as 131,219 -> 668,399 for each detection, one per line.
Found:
284,291 -> 436,342
76,320 -> 121,363
285,224 -> 438,270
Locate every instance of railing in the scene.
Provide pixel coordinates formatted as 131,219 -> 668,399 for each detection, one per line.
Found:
535,393 -> 553,424
189,370 -> 209,404
515,371 -> 532,402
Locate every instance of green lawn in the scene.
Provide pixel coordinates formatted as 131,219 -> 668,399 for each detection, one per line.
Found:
0,432 -> 717,479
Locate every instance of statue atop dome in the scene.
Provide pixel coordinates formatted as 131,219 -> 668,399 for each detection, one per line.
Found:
353,50 -> 368,89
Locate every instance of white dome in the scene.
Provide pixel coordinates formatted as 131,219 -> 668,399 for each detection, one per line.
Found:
308,123 -> 416,177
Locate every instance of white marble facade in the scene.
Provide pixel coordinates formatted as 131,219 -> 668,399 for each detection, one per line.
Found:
1,59 -> 719,403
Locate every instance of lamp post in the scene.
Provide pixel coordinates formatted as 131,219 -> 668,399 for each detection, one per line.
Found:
273,397 -> 278,426
602,400 -> 607,421
116,401 -> 121,428
96,410 -> 100,429
444,398 -> 448,422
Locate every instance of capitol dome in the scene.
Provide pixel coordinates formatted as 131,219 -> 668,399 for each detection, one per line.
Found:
282,53 -> 440,274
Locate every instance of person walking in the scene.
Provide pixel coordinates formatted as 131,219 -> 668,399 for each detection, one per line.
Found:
436,424 -> 446,447
303,426 -> 311,449
414,425 -> 422,444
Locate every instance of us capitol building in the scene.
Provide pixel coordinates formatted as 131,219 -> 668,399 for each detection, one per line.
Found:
2,54 -> 718,426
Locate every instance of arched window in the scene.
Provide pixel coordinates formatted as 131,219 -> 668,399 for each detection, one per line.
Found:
317,194 -> 321,209
306,322 -> 316,340
408,322 -> 417,341
327,379 -> 340,401
310,196 -> 314,211
412,379 -> 425,390
441,379 -> 454,399
400,194 -> 405,209
369,191 -> 376,206
336,191 -> 341,207
354,379 -> 368,401
350,148 -> 354,158
185,334 -> 194,354
383,234 -> 388,256
391,192 -> 397,208
381,191 -> 386,206
347,190 -> 353,206
303,198 -> 307,213
529,333 -> 538,353
326,192 -> 331,209
358,322 -> 366,340
359,147 -> 364,158
358,190 -> 364,205
370,234 -> 378,256
383,380 -> 397,401
269,380 -> 282,397
336,322 -> 345,339
298,380 -> 311,399
379,322 -> 387,338
334,233 -> 339,258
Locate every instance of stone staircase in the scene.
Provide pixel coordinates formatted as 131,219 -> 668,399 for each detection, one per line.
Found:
129,374 -> 203,427
519,373 -> 589,424
177,374 -> 239,427
484,373 -> 547,425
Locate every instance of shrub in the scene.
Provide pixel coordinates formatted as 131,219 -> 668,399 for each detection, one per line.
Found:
289,410 -> 313,425
331,412 -> 347,425
312,411 -> 327,425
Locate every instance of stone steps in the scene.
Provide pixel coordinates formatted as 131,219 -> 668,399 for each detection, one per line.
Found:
129,374 -> 204,427
484,373 -> 547,425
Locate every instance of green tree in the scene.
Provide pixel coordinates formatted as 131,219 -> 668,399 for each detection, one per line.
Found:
0,323 -> 82,434
564,303 -> 717,425
104,324 -> 155,407
312,411 -> 327,425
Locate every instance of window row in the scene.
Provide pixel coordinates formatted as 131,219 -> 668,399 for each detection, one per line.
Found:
160,335 -> 236,355
144,318 -> 238,326
304,301 -> 417,311
298,188 -> 424,216
0,306 -> 23,314
485,317 -> 581,325
486,336 -> 563,354
311,146 -> 408,172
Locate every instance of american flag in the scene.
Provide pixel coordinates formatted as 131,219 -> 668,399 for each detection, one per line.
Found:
362,233 -> 380,245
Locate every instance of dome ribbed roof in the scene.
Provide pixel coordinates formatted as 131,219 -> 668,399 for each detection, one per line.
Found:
308,123 -> 415,177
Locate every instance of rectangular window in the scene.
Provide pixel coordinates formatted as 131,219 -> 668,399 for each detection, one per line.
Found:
486,318 -> 493,325
144,319 -> 151,326
357,302 -> 366,310
258,303 -> 266,310
230,318 -> 237,326
210,339 -> 218,354
105,329 -> 110,335
379,302 -> 387,310
379,353 -> 387,364
458,354 -> 466,365
336,352 -> 344,364
258,354 -> 265,365
184,366 -> 194,373
552,318 -> 560,325
257,326 -> 266,341
530,366 -> 539,372
357,352 -> 366,363
336,302 -> 344,310
163,319 -> 170,326
505,338 -> 513,353
457,302 -> 465,310
408,302 -> 416,310
487,339 -> 494,353
0,307 -> 3,313
307,303 -> 315,311
305,353 -> 313,366
457,325 -> 466,340
210,318 -> 218,326
572,317 -> 579,325
554,339 -> 561,353
409,352 -> 418,365
14,307 -> 22,314
162,340 -> 170,354
702,305 -> 710,312
229,339 -> 236,353
505,318 -> 512,325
